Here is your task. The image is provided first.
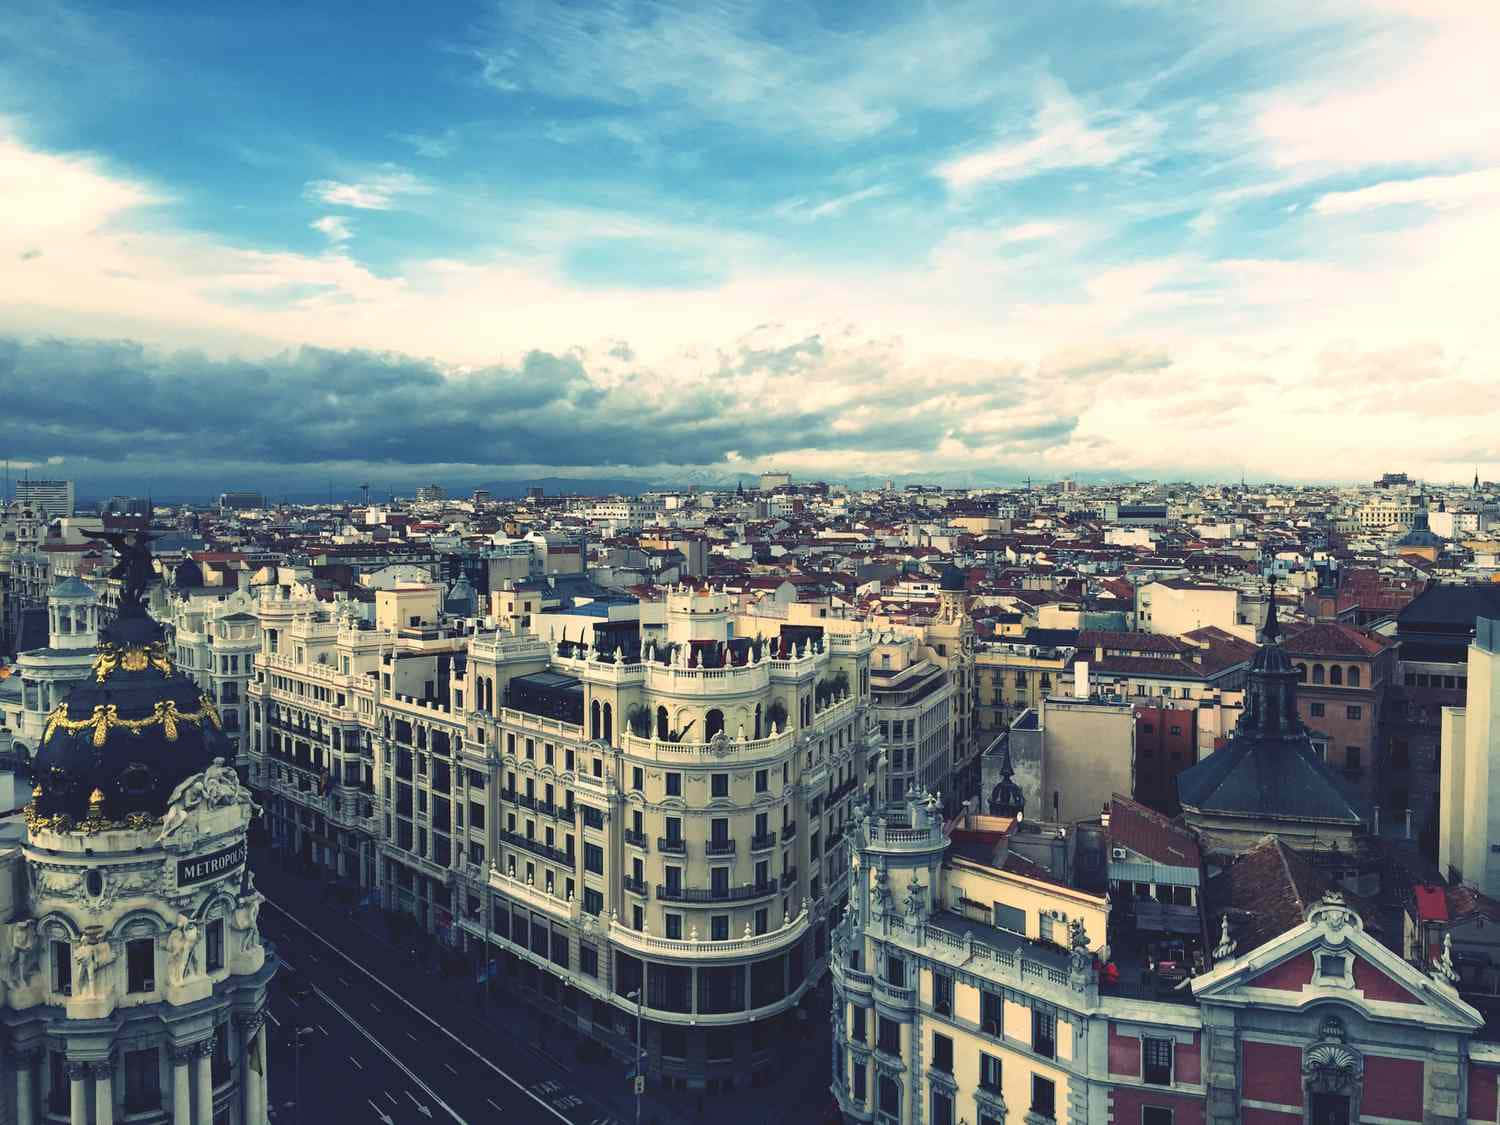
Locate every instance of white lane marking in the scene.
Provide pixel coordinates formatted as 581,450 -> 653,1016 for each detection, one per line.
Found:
267,899 -> 572,1124
351,1056 -> 364,1071
443,1063 -> 457,1075
266,1010 -> 281,1028
315,985 -> 462,1124
367,1099 -> 394,1125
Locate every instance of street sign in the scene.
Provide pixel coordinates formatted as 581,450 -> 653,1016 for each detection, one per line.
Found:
633,1075 -> 645,1095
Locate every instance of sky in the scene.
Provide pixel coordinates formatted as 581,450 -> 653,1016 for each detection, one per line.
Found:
2,0 -> 1498,497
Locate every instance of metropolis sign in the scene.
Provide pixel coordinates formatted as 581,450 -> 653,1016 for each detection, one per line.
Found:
177,842 -> 248,887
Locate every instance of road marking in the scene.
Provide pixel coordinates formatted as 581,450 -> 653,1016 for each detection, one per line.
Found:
340,977 -> 351,988
367,1099 -> 394,1125
318,1025 -> 330,1038
443,1063 -> 457,1075
406,1032 -> 418,1042
314,985 -> 463,1124
266,900 -> 571,1124
350,1056 -> 364,1071
384,1092 -> 397,1105
486,1100 -> 504,1113
371,1003 -> 381,1013
266,1010 -> 281,1029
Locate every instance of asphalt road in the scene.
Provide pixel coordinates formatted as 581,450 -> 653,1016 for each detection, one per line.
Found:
261,902 -> 626,1125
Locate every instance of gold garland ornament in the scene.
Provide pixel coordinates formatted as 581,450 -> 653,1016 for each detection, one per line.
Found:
92,640 -> 173,683
42,694 -> 222,747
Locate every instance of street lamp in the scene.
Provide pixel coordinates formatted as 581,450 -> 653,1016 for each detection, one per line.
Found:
290,1026 -> 315,1125
627,988 -> 644,1125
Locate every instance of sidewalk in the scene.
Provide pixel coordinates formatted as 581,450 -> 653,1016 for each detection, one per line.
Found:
253,851 -> 836,1125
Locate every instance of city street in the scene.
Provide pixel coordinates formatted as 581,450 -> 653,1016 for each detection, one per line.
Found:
254,852 -> 837,1125
262,903 -> 621,1125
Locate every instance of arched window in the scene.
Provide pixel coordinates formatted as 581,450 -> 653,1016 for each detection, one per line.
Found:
705,709 -> 725,740
603,703 -> 613,744
754,704 -> 763,740
657,706 -> 670,741
1312,665 -> 1325,685
590,700 -> 601,740
1329,665 -> 1342,686
1347,666 -> 1361,687
1296,664 -> 1307,682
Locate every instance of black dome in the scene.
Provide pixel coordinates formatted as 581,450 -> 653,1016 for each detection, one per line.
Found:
939,564 -> 967,592
31,532 -> 228,827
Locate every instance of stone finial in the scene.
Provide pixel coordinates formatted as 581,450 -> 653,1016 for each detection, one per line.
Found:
1433,931 -> 1460,986
1212,914 -> 1236,962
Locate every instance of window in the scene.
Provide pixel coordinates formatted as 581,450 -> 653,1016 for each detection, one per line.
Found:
850,1004 -> 868,1043
123,1047 -> 161,1112
205,918 -> 224,973
580,944 -> 598,977
1032,1007 -> 1056,1058
851,1055 -> 866,1101
1142,1110 -> 1174,1125
755,769 -> 768,793
665,772 -> 681,797
712,773 -> 729,798
981,989 -> 1003,1035
980,1052 -> 1002,1092
631,767 -> 643,792
711,915 -> 729,942
127,938 -> 155,993
1346,705 -> 1362,720
1312,665 -> 1325,684
1143,1036 -> 1173,1085
933,970 -> 953,1015
886,955 -> 905,987
1329,665 -> 1343,686
1032,1075 -> 1056,1118
584,843 -> 604,874
993,902 -> 1026,935
1319,953 -> 1346,979
583,888 -> 603,916
1347,666 -> 1361,687
877,1017 -> 901,1055
879,1075 -> 900,1117
930,1089 -> 953,1125
1345,747 -> 1362,770
1309,702 -> 1325,718
52,940 -> 71,995
931,1032 -> 953,1073
665,914 -> 682,940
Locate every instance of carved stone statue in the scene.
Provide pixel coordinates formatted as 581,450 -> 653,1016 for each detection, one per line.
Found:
202,758 -> 242,806
232,874 -> 265,953
166,914 -> 200,984
158,775 -> 207,843
1433,931 -> 1460,986
7,920 -> 40,987
74,928 -> 116,997
904,874 -> 926,921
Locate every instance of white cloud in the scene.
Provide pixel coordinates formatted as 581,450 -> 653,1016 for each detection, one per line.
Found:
936,81 -> 1159,190
1313,168 -> 1500,215
310,215 -> 352,243
305,168 -> 427,210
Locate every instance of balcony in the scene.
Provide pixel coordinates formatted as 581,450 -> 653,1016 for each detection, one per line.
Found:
781,868 -> 799,889
657,837 -> 688,856
499,830 -> 574,867
750,832 -> 777,852
783,821 -> 798,840
499,789 -> 517,803
608,903 -> 811,962
622,876 -> 648,897
704,839 -> 736,857
623,829 -> 648,850
656,881 -> 777,904
514,793 -> 537,810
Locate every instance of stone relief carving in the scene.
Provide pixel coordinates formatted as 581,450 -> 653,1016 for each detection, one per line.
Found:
158,756 -> 259,845
73,928 -> 116,998
166,914 -> 201,984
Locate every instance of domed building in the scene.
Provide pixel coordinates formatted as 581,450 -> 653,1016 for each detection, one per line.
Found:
0,577 -> 104,756
2,531 -> 274,1125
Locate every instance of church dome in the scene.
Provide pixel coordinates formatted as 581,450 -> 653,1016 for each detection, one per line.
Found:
29,531 -> 228,829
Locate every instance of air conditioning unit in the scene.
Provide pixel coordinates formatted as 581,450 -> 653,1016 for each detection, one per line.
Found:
1111,847 -> 1128,861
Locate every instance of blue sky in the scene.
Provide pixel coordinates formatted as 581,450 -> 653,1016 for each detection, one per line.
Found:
2,0 -> 1498,493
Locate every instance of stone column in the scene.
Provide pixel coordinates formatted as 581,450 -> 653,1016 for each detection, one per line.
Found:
237,1012 -> 267,1125
92,1060 -> 114,1125
194,1039 -> 215,1125
171,1045 -> 194,1125
12,1047 -> 39,1125
65,1060 -> 88,1125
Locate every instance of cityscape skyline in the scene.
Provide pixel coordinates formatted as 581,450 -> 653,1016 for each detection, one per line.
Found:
3,0 -> 1498,488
